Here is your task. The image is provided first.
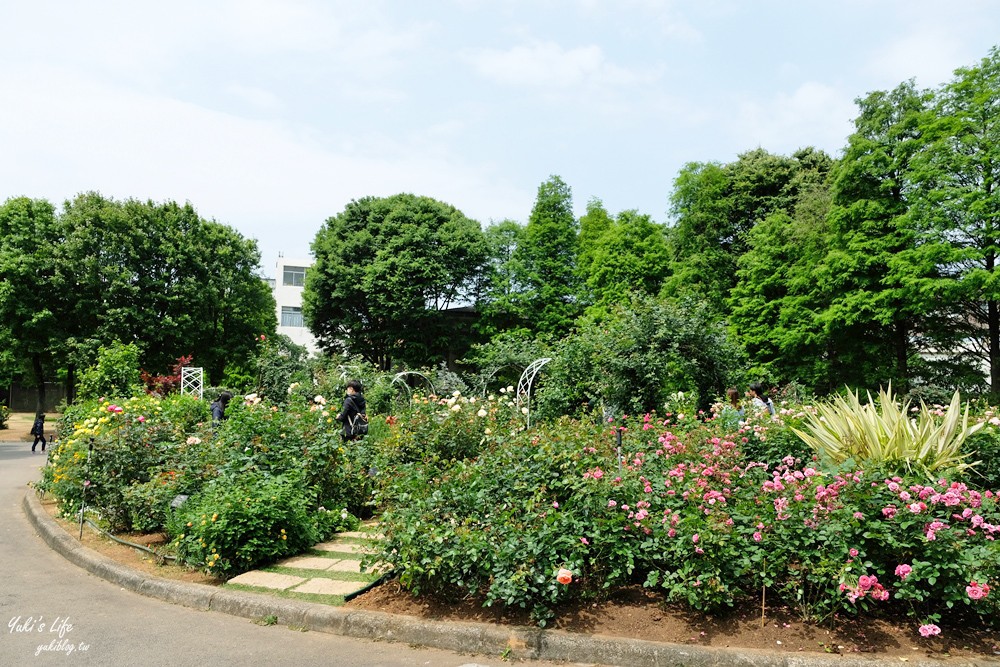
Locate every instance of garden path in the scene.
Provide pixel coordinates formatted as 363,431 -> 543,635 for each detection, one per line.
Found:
224,524 -> 387,605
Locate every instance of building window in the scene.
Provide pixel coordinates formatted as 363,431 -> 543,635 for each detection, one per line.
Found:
283,266 -> 306,287
281,306 -> 304,328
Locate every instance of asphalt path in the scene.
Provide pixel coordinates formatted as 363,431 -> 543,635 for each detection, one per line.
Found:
0,437 -> 560,667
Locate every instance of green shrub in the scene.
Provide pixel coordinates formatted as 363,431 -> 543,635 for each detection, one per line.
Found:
962,423 -> 1000,490
77,341 -> 143,400
168,473 -> 318,578
314,505 -> 361,541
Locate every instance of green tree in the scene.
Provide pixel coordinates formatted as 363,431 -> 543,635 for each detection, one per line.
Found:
57,193 -> 276,386
730,196 -> 837,392
821,81 -> 935,392
0,197 -> 66,412
576,197 -> 614,295
583,210 -> 670,315
304,193 -> 488,370
474,219 -> 528,338
510,175 -> 582,336
665,149 -> 823,315
905,47 -> 1000,394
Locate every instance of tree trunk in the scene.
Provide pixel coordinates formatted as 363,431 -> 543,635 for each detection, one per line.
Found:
65,364 -> 76,406
31,353 -> 46,415
894,319 -> 910,394
990,299 -> 1000,397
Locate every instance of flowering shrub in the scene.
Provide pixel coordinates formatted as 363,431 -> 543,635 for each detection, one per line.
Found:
38,391 -> 369,549
167,473 -> 318,577
36,375 -> 1000,636
377,390 -> 522,468
368,409 -> 1000,629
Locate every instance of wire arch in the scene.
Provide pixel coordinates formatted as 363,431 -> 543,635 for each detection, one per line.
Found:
516,358 -> 551,428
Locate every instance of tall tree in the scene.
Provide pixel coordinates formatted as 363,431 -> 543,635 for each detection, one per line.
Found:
905,46 -> 1000,394
0,197 -> 66,411
822,81 -> 934,392
664,149 -> 808,315
56,192 -> 275,387
730,190 -> 839,391
576,197 -> 614,291
583,210 -> 670,315
510,175 -> 582,336
304,193 -> 488,370
474,219 -> 528,338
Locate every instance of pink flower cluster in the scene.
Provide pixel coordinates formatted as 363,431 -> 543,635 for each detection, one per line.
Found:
880,478 -> 1000,540
918,623 -> 941,637
107,404 -> 123,413
966,580 -> 991,600
840,573 -> 889,603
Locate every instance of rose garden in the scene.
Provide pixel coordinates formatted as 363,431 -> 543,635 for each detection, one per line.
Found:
32,339 -> 1000,646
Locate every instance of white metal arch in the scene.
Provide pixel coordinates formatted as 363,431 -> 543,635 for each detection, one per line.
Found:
516,357 -> 551,428
392,371 -> 436,401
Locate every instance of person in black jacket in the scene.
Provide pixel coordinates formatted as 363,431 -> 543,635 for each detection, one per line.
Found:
30,413 -> 46,453
210,391 -> 233,428
335,379 -> 367,441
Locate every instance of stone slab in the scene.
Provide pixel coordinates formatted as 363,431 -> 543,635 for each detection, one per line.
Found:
315,541 -> 373,554
291,578 -> 364,596
279,555 -> 337,570
226,570 -> 305,590
325,559 -> 366,573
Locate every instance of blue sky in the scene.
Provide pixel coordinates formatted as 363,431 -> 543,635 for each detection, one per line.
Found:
2,1 -> 999,276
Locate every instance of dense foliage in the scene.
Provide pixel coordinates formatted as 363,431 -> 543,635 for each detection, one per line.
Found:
304,193 -> 488,370
0,192 -> 276,410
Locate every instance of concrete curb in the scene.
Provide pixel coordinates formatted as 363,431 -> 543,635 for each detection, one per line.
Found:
22,491 -> 997,667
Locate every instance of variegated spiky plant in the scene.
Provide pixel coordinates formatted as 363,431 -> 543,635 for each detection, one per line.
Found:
792,386 -> 983,479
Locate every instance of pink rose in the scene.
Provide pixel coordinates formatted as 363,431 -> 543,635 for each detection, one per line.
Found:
895,564 -> 912,580
918,624 -> 941,637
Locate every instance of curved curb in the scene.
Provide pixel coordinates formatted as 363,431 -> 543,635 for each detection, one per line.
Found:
22,491 -> 995,667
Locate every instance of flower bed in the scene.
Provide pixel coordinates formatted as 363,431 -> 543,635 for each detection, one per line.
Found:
36,389 -> 999,638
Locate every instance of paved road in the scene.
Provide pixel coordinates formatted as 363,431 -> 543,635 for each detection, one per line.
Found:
0,437 -> 561,667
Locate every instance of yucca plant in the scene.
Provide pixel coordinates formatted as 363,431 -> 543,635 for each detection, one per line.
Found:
792,386 -> 983,479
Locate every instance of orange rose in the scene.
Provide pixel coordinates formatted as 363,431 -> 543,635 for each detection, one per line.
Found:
556,568 -> 573,585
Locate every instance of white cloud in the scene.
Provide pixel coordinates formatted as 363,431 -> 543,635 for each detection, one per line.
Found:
723,82 -> 857,157
464,40 -> 656,88
0,63 -> 529,272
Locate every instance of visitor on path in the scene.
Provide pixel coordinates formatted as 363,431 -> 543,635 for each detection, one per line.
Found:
335,379 -> 368,441
726,387 -> 744,417
210,391 -> 233,428
718,387 -> 745,430
748,382 -> 775,416
30,413 -> 46,453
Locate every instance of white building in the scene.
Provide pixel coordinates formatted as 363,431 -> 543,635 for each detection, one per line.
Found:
271,256 -> 320,355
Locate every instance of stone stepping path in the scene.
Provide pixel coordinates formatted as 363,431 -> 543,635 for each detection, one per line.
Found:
223,525 -> 388,605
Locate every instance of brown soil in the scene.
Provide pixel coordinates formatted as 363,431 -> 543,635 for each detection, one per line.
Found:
41,497 -> 219,585
35,494 -> 1000,661
345,581 -> 1000,661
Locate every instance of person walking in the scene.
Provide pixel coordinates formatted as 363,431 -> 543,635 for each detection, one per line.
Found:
30,413 -> 46,453
335,379 -> 368,441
